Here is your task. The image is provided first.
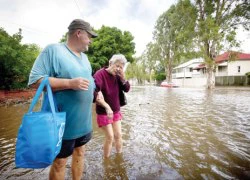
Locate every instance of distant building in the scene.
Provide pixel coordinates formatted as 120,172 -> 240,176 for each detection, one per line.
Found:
172,58 -> 204,79
172,52 -> 250,87
172,58 -> 206,87
215,52 -> 250,76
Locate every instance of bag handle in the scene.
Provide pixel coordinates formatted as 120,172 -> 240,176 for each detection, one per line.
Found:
28,76 -> 56,114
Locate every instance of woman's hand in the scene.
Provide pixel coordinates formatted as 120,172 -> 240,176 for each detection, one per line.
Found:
105,106 -> 113,119
96,91 -> 113,119
96,91 -> 104,102
117,70 -> 125,81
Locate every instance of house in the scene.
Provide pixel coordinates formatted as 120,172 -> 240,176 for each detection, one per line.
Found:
172,58 -> 204,79
172,52 -> 250,87
215,52 -> 250,76
172,58 -> 207,87
185,51 -> 250,77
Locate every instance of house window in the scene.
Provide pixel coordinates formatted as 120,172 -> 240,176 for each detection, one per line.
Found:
238,66 -> 240,73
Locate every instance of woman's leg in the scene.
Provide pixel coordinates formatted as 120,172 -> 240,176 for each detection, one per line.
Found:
112,120 -> 122,153
102,124 -> 114,158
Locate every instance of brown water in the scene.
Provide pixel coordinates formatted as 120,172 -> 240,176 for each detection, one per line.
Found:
0,86 -> 250,179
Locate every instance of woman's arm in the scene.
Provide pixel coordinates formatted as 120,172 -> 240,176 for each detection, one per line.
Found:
96,91 -> 113,119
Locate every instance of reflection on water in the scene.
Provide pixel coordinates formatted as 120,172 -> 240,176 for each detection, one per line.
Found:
1,86 -> 250,179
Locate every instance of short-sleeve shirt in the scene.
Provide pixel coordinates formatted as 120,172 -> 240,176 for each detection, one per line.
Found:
28,43 -> 95,140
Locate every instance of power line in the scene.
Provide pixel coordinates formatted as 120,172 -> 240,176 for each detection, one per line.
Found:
73,0 -> 83,17
0,19 -> 50,35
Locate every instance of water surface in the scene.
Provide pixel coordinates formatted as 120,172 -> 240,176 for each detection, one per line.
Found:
1,86 -> 250,179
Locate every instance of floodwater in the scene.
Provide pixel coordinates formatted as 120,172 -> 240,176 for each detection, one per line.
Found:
0,86 -> 250,180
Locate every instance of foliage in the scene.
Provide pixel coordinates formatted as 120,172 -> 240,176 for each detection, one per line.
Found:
155,72 -> 166,81
0,28 -> 40,90
126,57 -> 149,84
141,42 -> 158,82
60,26 -> 136,73
194,0 -> 250,88
87,26 -> 135,73
59,33 -> 67,43
153,0 -> 197,82
246,72 -> 250,77
142,0 -> 250,88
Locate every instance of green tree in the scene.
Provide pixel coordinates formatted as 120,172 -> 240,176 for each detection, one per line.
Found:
153,0 -> 197,83
19,43 -> 41,87
195,0 -> 250,88
0,28 -> 40,90
59,26 -> 136,73
142,42 -> 159,83
126,57 -> 148,85
87,26 -> 135,73
59,33 -> 67,43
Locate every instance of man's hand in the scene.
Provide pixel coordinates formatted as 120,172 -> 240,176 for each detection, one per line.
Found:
69,77 -> 89,90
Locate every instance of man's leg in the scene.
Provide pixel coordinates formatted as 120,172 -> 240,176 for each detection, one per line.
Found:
71,145 -> 85,180
113,120 -> 122,153
49,157 -> 68,180
102,124 -> 114,158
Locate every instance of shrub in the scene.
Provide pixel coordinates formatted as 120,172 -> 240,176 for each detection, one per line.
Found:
245,72 -> 250,77
155,72 -> 166,81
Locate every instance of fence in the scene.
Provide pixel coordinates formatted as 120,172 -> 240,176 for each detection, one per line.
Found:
215,76 -> 250,86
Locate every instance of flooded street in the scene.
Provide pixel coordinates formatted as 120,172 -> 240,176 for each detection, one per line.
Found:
1,86 -> 250,179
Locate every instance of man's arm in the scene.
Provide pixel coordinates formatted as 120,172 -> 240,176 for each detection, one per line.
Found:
31,77 -> 90,91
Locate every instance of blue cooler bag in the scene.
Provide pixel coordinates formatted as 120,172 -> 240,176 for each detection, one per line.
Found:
15,77 -> 66,169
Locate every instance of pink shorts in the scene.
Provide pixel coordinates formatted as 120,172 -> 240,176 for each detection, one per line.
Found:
97,112 -> 122,127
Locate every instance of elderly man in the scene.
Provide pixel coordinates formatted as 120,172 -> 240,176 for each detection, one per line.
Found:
28,19 -> 97,180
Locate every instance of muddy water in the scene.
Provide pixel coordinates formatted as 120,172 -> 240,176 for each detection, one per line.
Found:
0,86 -> 250,179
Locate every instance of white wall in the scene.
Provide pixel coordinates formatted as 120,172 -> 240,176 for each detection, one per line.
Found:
216,66 -> 228,76
228,61 -> 250,76
172,77 -> 207,87
173,72 -> 193,78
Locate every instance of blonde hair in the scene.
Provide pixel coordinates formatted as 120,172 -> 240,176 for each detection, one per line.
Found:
109,54 -> 127,65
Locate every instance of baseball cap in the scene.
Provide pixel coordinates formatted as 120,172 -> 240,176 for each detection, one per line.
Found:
68,19 -> 98,38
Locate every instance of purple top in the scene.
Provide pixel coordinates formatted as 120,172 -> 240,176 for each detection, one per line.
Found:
93,68 -> 130,114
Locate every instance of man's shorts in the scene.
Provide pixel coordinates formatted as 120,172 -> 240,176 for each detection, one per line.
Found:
97,111 -> 122,127
56,131 -> 92,158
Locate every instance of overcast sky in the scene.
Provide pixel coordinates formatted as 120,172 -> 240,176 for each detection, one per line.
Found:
0,0 -> 249,56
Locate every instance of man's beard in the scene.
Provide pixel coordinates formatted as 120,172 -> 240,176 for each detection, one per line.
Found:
82,45 -> 88,52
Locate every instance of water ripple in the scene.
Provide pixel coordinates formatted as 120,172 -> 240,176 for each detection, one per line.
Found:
1,86 -> 250,179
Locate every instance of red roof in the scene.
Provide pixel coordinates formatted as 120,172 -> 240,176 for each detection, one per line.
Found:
190,51 -> 250,70
215,52 -> 250,63
193,63 -> 205,70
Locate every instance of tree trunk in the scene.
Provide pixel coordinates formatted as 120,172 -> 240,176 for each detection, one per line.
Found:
206,67 -> 215,89
165,57 -> 172,83
167,66 -> 172,83
165,66 -> 168,81
149,69 -> 152,83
